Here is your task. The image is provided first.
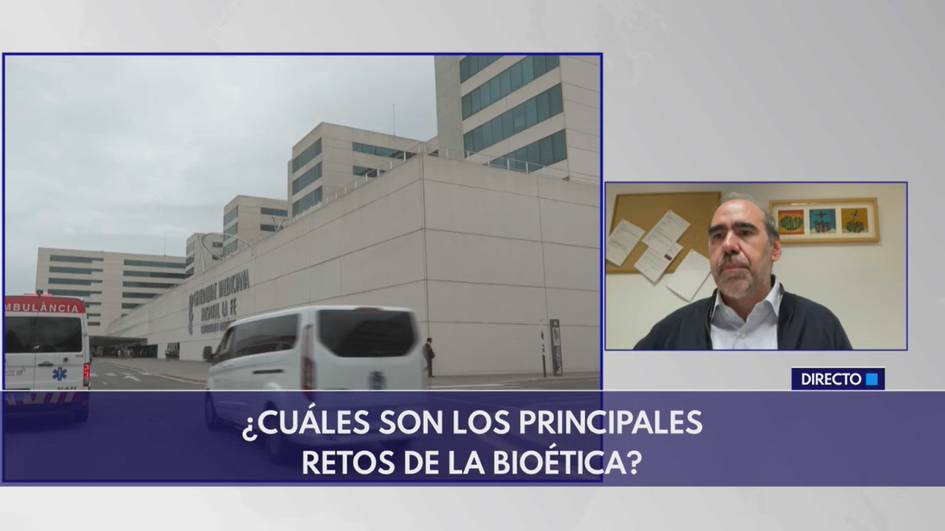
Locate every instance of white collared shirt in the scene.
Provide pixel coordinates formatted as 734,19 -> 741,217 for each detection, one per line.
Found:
710,279 -> 783,349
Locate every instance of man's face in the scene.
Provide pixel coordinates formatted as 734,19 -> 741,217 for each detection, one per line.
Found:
708,200 -> 782,301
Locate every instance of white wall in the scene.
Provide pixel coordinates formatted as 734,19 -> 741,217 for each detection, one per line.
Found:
606,182 -> 906,349
108,154 -> 600,376
421,155 -> 599,374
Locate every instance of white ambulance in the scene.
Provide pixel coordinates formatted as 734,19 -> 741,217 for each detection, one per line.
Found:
4,294 -> 92,421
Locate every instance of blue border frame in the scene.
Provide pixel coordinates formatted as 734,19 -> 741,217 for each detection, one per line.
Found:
602,180 -> 910,354
1,52 -> 607,485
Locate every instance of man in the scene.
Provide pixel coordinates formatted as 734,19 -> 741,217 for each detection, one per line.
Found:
423,337 -> 436,377
635,195 -> 852,350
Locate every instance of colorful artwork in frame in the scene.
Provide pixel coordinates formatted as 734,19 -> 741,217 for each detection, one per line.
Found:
841,207 -> 869,234
769,198 -> 879,244
777,210 -> 805,235
809,209 -> 837,234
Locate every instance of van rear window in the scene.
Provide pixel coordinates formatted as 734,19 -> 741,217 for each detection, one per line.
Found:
318,310 -> 415,357
232,315 -> 299,357
4,316 -> 82,353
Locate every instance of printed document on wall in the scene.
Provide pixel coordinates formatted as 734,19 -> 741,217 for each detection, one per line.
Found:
642,210 -> 690,254
606,219 -> 646,266
635,242 -> 683,283
666,249 -> 711,301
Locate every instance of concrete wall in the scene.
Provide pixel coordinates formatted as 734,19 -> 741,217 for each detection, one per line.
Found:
422,155 -> 599,374
287,122 -> 424,218
605,182 -> 907,350
222,196 -> 288,256
108,153 -> 600,375
186,232 -> 223,277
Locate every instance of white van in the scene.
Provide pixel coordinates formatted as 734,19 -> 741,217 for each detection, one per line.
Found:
205,303 -> 425,418
4,294 -> 91,421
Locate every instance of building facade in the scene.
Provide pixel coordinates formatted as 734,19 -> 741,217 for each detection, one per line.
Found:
91,55 -> 601,376
222,196 -> 289,257
288,123 -> 423,219
35,248 -> 188,335
108,153 -> 599,375
185,232 -> 223,277
434,55 -> 600,183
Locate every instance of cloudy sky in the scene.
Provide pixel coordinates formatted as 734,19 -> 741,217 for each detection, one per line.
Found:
4,55 -> 437,295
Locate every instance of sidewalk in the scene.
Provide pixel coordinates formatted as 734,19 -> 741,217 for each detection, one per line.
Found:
97,357 -> 597,388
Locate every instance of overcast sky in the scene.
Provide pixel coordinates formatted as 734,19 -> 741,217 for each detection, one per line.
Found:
4,55 -> 437,295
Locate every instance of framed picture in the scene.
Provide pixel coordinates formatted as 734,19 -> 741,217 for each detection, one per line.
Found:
769,197 -> 880,244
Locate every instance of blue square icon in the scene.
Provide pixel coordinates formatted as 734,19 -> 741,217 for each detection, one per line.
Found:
865,373 -> 879,386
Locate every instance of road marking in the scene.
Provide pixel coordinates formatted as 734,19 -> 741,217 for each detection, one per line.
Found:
90,372 -> 98,377
154,374 -> 206,385
122,374 -> 141,382
105,373 -> 117,377
430,382 -> 508,389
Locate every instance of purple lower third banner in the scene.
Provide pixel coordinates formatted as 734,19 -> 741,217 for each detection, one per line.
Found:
2,391 -> 943,485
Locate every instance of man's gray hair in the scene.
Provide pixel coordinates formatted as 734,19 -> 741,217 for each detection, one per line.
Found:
720,192 -> 780,243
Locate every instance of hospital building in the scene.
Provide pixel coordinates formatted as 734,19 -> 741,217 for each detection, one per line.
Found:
42,55 -> 602,375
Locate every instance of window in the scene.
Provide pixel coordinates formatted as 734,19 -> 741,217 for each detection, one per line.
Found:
50,255 -> 102,264
49,277 -> 101,286
124,281 -> 177,289
291,138 -> 322,172
261,207 -> 288,217
4,316 -> 82,353
122,303 -> 142,309
463,55 -> 560,120
230,315 -> 299,358
88,313 -> 101,317
292,162 -> 322,195
318,309 -> 416,358
49,266 -> 102,275
353,143 -> 415,160
223,241 -> 238,256
460,55 -> 501,82
488,130 -> 568,173
212,242 -> 223,248
88,322 -> 101,327
123,292 -> 159,299
260,224 -> 277,232
224,223 -> 238,237
353,165 -> 384,177
47,289 -> 101,297
223,207 -> 238,226
123,259 -> 185,269
124,270 -> 187,279
185,256 -> 194,266
463,84 -> 563,155
292,187 -> 323,217
86,302 -> 102,307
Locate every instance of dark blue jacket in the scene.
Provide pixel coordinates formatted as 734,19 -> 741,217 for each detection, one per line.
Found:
634,287 -> 852,350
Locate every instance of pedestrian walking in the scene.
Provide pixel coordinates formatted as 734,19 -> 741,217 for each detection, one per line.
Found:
423,337 -> 436,377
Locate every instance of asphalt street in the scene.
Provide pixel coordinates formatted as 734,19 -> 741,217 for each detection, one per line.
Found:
90,360 -> 205,390
89,358 -> 599,390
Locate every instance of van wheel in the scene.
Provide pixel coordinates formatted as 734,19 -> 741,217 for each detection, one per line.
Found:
204,394 -> 225,431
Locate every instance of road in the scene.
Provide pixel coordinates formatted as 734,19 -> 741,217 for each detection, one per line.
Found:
90,360 -> 204,390
89,358 -> 598,390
